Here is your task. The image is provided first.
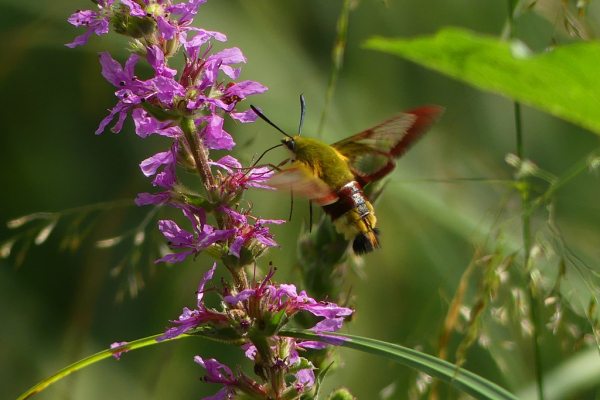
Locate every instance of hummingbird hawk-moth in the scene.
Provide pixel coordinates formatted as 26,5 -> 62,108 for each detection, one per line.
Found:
252,99 -> 444,254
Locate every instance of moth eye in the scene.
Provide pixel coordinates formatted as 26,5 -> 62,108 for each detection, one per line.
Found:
282,138 -> 296,152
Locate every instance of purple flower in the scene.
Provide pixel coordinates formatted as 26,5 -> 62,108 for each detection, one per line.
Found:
183,29 -> 227,59
222,275 -> 354,334
123,0 -> 209,41
196,115 -> 235,151
135,143 -> 179,206
157,263 -> 229,341
133,109 -> 181,138
140,147 -> 176,178
208,80 -> 268,113
217,206 -> 284,258
239,337 -> 316,392
194,357 -> 243,400
181,45 -> 267,113
157,269 -> 349,397
169,0 -> 208,29
95,52 -> 148,134
211,156 -> 275,191
66,0 -> 114,48
288,343 -> 316,387
94,48 -> 189,135
147,45 -> 178,79
110,341 -> 130,360
230,108 -> 260,123
156,206 -> 236,263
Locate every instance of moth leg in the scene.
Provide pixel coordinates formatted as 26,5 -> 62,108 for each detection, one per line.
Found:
289,189 -> 294,222
309,200 -> 313,233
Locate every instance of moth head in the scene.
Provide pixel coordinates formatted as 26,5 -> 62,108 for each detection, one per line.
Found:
281,137 -> 297,161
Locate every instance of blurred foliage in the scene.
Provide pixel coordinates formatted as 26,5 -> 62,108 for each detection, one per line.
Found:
2,0 -> 600,399
364,27 -> 600,135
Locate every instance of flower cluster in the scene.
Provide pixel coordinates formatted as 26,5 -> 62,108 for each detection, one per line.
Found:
157,264 -> 354,399
66,0 -> 279,269
66,2 -> 353,399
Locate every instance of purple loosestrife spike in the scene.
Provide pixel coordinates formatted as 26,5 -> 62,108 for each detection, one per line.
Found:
156,268 -> 352,398
69,0 -> 275,281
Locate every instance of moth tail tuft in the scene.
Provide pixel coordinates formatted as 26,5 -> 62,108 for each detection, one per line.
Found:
352,230 -> 380,255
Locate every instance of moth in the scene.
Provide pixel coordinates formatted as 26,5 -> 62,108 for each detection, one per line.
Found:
252,99 -> 444,254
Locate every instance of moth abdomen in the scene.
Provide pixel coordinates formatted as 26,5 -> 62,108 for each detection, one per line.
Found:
353,229 -> 380,255
321,181 -> 381,253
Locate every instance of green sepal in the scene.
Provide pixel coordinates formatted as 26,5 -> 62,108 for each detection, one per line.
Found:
221,246 -> 255,269
141,101 -> 181,122
112,5 -> 156,39
288,356 -> 315,375
202,244 -> 223,260
300,362 -> 334,400
263,307 -> 289,336
125,16 -> 156,39
185,194 -> 215,212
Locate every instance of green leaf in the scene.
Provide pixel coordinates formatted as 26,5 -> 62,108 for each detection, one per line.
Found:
281,330 -> 518,400
20,329 -> 517,400
363,27 -> 600,135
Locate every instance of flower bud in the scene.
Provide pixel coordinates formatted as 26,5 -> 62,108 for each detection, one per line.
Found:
327,387 -> 356,400
112,5 -> 156,39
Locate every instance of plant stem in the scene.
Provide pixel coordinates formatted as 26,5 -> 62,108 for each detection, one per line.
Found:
180,116 -> 231,230
224,263 -> 249,291
507,2 -> 544,398
317,0 -> 351,139
180,116 -> 215,191
514,85 -> 545,400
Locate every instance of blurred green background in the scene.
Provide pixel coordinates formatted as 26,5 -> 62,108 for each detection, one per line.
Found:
2,0 -> 600,399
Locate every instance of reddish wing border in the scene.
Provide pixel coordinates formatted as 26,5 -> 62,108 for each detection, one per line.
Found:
333,105 -> 444,186
389,106 -> 445,158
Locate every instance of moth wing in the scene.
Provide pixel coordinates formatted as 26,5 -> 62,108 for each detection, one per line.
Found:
332,106 -> 444,185
268,162 -> 338,206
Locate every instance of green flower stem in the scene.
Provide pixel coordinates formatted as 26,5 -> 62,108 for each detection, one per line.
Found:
516,102 -> 544,400
507,2 -> 544,398
181,116 -> 215,190
223,261 -> 250,291
525,148 -> 600,216
180,116 -> 228,230
317,0 -> 351,139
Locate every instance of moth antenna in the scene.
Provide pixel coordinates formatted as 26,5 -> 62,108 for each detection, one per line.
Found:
251,105 -> 293,138
298,94 -> 306,136
250,143 -> 284,169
